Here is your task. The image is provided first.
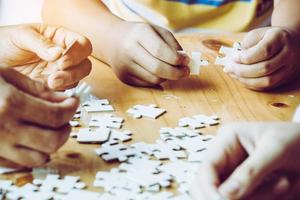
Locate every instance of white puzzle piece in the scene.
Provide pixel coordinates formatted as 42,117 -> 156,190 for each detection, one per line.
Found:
95,144 -> 136,162
215,42 -> 241,69
179,114 -> 219,129
89,114 -> 124,129
104,130 -> 133,145
72,128 -> 110,143
178,50 -> 209,75
82,99 -> 114,113
127,104 -> 166,119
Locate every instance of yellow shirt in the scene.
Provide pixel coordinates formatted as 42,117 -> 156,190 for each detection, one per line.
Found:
105,0 -> 273,32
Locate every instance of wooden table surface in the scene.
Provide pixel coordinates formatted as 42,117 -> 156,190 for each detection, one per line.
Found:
1,32 -> 300,192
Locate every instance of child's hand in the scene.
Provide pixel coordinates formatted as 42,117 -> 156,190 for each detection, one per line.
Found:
0,24 -> 92,90
225,27 -> 300,90
190,122 -> 300,200
107,21 -> 190,86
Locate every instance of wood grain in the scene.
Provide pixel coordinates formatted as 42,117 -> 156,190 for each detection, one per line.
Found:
1,33 -> 300,193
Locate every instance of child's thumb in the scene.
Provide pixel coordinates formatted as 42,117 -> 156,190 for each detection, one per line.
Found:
218,140 -> 280,199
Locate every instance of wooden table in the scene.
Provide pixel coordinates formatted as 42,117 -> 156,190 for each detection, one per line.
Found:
1,32 -> 300,192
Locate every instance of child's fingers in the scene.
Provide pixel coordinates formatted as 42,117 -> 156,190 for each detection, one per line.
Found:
236,63 -> 292,90
132,43 -> 189,80
47,58 -> 91,90
152,25 -> 182,51
228,46 -> 288,78
138,26 -> 186,66
126,62 -> 165,85
235,29 -> 284,65
241,28 -> 267,49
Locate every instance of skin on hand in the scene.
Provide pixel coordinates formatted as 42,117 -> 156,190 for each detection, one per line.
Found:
190,122 -> 300,200
0,24 -> 92,90
225,27 -> 300,91
106,21 -> 190,86
0,67 -> 79,168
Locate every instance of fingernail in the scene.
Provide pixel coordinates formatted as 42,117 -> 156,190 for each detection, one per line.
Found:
48,47 -> 63,57
52,78 -> 64,88
219,181 -> 240,197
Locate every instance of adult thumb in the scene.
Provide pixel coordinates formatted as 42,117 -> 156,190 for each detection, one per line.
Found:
15,27 -> 63,61
218,138 -> 281,199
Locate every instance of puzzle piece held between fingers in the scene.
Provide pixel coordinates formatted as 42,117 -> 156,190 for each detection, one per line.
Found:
178,50 -> 209,75
127,104 -> 166,119
215,42 -> 241,68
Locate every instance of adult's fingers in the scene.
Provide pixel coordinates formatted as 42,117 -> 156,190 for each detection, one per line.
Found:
138,24 -> 188,66
0,143 -> 49,168
191,124 -> 249,200
235,29 -> 284,64
8,121 -> 71,155
132,43 -> 189,80
243,176 -> 290,200
47,58 -> 92,90
13,89 -> 78,128
228,46 -> 288,78
48,26 -> 92,70
218,134 -> 283,199
13,25 -> 63,62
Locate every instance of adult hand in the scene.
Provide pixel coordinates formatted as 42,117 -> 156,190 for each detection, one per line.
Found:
0,24 -> 92,90
0,67 -> 79,167
190,122 -> 300,200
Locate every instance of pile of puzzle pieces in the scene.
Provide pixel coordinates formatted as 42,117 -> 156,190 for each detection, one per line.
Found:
0,47 -> 224,200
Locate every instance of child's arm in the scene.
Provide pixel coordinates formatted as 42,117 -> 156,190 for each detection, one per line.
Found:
272,0 -> 300,33
42,0 -> 189,87
224,0 -> 300,91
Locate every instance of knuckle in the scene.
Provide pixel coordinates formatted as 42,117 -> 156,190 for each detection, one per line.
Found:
24,153 -> 49,167
0,85 -> 15,116
149,77 -> 163,85
48,107 -> 64,128
153,45 -> 165,57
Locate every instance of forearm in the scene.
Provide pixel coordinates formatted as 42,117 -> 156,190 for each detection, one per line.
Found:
42,0 -> 123,62
272,0 -> 300,33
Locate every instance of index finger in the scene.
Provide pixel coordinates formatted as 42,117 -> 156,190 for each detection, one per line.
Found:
14,89 -> 79,128
192,124 -> 248,199
139,26 -> 189,66
51,27 -> 92,70
234,29 -> 284,65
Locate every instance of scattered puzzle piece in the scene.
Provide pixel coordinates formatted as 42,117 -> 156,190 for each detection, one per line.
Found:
71,128 -> 110,143
82,99 -> 114,113
127,104 -> 166,119
95,144 -> 136,162
89,114 -> 124,129
179,114 -> 219,129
